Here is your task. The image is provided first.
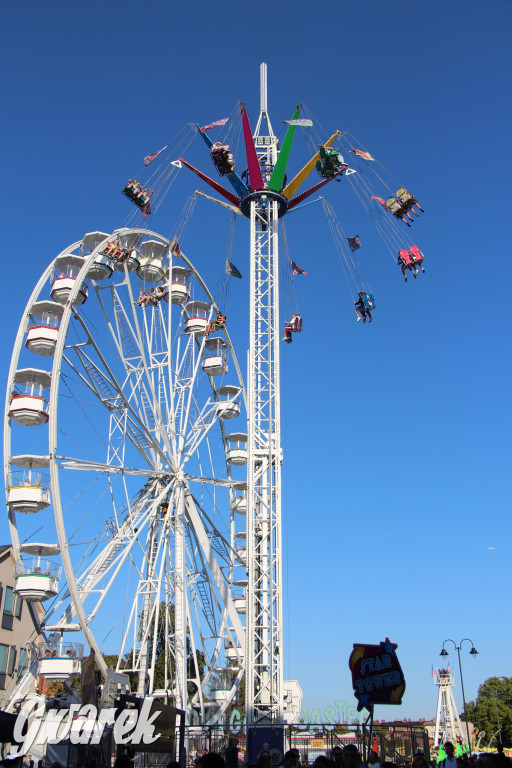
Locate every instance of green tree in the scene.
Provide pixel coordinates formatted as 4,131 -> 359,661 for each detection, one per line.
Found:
465,676 -> 512,748
95,606 -> 207,699
149,603 -> 206,697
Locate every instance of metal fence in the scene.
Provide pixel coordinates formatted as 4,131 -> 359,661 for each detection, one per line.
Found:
181,722 -> 431,767
36,720 -> 430,768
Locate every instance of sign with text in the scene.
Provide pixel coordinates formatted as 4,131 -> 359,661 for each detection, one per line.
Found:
349,637 -> 405,711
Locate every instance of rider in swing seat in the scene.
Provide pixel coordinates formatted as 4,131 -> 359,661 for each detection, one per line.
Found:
386,197 -> 415,226
354,292 -> 372,323
398,249 -> 418,282
282,314 -> 302,343
396,187 -> 424,216
211,142 -> 235,175
409,245 -> 426,273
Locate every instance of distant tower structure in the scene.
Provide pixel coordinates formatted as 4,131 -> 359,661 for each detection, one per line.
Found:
434,667 -> 464,745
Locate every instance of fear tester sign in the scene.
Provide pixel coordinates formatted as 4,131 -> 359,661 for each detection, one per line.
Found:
349,637 -> 406,712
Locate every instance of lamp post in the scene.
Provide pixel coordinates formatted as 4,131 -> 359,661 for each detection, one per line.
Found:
440,639 -> 478,751
493,690 -> 502,747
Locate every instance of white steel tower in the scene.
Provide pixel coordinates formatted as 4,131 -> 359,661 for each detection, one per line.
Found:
179,62 -> 345,724
434,667 -> 464,745
246,62 -> 284,724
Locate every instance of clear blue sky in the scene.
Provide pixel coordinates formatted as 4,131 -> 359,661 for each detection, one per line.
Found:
2,0 -> 511,722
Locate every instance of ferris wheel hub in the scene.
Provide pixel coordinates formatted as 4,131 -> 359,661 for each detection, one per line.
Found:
240,190 -> 288,219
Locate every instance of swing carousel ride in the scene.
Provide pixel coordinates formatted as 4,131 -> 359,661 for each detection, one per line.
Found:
4,63 -> 426,726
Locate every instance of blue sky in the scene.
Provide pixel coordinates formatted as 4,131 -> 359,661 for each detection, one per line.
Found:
2,0 -> 512,721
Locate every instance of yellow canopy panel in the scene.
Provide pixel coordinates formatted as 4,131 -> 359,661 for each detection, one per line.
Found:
282,130 -> 340,200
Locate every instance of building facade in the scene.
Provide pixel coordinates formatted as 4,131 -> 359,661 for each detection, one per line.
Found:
0,545 -> 45,706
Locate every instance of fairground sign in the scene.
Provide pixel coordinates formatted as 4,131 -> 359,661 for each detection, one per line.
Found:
188,699 -> 365,734
349,637 -> 406,712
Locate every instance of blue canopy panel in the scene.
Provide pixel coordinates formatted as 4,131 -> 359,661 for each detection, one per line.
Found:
197,124 -> 250,198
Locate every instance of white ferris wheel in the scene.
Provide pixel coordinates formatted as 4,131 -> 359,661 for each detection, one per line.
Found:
4,227 -> 248,723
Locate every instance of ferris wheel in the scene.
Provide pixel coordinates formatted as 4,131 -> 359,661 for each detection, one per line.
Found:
4,227 -> 248,722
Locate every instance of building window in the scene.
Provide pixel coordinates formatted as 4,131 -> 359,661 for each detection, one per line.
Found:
17,648 -> 28,677
1,587 -> 14,631
7,647 -> 16,676
0,643 -> 9,689
14,595 -> 22,620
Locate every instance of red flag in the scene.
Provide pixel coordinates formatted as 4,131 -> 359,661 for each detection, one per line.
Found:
291,260 -> 308,276
370,196 -> 386,207
200,117 -> 229,133
170,237 -> 182,257
351,149 -> 375,161
144,146 -> 167,166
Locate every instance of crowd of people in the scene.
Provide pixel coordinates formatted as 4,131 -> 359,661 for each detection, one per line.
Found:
184,741 -> 510,768
26,738 -> 507,768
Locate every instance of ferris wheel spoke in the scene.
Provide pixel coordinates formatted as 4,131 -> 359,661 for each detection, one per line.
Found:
61,349 -> 169,467
126,515 -> 169,684
187,475 -> 233,487
186,494 -> 233,567
182,398 -> 223,462
185,338 -> 211,413
187,631 -> 206,714
186,534 -> 227,639
184,492 -> 244,642
186,590 -> 221,686
70,297 -> 177,464
104,285 -> 179,463
85,492 -> 170,627
45,486 -> 162,627
186,583 -> 242,719
56,456 -> 153,476
172,334 -> 202,449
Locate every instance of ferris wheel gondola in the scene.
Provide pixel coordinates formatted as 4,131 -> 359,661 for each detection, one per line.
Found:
4,228 -> 248,721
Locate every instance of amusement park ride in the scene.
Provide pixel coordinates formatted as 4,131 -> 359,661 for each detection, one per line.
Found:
433,668 -> 465,747
3,64 -> 426,734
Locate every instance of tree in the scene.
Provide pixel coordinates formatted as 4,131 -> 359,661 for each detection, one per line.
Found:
465,677 -> 512,748
149,602 -> 206,697
97,605 -> 206,698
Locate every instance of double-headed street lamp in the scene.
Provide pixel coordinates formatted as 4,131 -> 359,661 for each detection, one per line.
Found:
440,638 -> 478,750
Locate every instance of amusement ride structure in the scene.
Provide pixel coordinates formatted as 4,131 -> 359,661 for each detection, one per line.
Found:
433,667 -> 465,746
4,63 -> 426,731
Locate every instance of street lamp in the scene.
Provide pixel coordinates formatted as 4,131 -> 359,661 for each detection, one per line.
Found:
440,639 -> 478,751
493,690 -> 502,747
